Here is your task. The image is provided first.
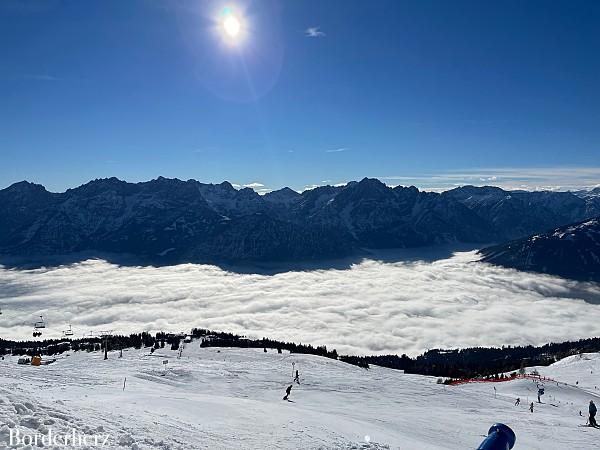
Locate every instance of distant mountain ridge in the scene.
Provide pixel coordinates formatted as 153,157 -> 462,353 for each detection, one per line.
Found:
1,177 -> 599,264
480,217 -> 600,281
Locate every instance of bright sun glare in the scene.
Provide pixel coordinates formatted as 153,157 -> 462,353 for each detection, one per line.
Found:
223,15 -> 240,38
220,7 -> 244,44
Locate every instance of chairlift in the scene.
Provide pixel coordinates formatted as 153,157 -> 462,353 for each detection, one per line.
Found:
34,315 -> 46,329
32,315 -> 45,337
63,324 -> 74,337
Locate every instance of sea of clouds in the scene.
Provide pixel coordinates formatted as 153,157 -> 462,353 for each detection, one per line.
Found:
1,250 -> 599,356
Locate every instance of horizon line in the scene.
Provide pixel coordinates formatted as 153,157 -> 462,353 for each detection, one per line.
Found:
2,173 -> 600,196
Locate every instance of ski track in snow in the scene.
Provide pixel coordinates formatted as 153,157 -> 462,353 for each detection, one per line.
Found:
1,251 -> 600,355
1,346 -> 600,449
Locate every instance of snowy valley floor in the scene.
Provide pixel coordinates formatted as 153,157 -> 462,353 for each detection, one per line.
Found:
1,345 -> 600,449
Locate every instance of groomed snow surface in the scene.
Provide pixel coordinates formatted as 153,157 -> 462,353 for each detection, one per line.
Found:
1,345 -> 600,449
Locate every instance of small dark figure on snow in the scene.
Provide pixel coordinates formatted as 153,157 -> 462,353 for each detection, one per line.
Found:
293,369 -> 300,384
264,348 -> 267,353
589,400 -> 597,427
283,384 -> 292,401
515,398 -> 520,406
530,402 -> 534,413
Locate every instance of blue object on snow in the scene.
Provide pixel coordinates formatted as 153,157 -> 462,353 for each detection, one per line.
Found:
476,423 -> 516,450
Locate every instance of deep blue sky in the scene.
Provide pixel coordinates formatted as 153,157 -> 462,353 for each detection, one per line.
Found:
1,0 -> 599,192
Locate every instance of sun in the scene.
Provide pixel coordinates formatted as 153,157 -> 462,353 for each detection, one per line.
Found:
223,15 -> 240,38
219,7 -> 244,45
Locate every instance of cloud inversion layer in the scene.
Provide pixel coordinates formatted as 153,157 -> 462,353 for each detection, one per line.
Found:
1,251 -> 599,356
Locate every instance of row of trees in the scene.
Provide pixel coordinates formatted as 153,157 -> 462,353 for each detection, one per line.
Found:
345,337 -> 600,378
3,329 -> 600,379
0,331 -> 175,357
191,328 -> 339,360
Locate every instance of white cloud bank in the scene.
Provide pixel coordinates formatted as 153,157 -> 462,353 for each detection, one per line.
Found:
379,166 -> 600,192
242,182 -> 265,189
1,251 -> 599,356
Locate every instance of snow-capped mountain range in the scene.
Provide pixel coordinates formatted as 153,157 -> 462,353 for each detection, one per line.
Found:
1,177 -> 599,265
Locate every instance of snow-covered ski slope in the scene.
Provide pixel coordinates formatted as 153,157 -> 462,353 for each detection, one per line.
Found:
1,345 -> 599,449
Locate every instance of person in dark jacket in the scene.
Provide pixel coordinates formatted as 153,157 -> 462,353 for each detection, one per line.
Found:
283,384 -> 292,401
589,400 -> 598,427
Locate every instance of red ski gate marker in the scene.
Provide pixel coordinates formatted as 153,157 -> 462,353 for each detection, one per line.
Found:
448,373 -> 556,386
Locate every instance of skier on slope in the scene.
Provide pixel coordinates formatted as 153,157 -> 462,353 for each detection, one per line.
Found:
515,398 -> 520,406
283,384 -> 293,401
293,369 -> 300,384
537,383 -> 544,403
589,400 -> 598,427
530,402 -> 534,413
